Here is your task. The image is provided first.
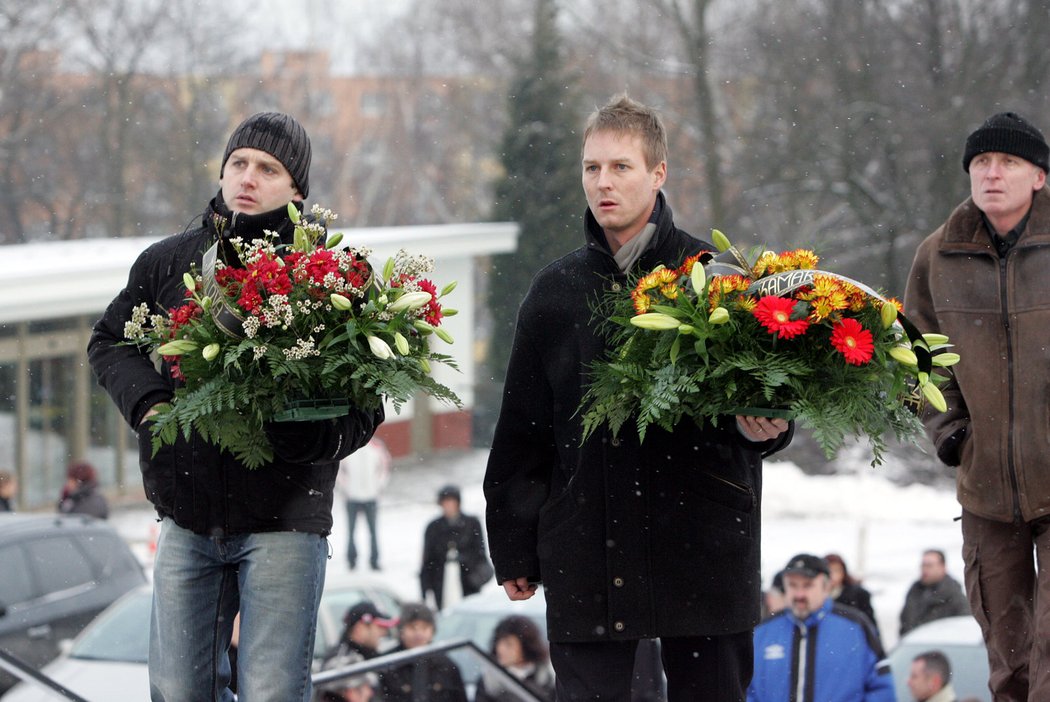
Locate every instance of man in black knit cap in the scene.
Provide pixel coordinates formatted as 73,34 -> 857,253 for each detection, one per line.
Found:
905,111 -> 1050,701
88,112 -> 383,701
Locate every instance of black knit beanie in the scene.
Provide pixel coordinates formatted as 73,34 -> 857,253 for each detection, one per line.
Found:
963,111 -> 1049,173
220,112 -> 312,197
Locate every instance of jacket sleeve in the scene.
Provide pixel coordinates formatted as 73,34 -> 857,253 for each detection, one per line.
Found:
264,404 -> 384,466
87,245 -> 175,429
483,324 -> 558,585
863,651 -> 896,702
904,233 -> 970,465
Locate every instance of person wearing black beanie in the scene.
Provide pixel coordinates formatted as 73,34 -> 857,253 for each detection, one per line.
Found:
86,110 -> 384,702
221,111 -> 312,198
904,109 -> 1050,701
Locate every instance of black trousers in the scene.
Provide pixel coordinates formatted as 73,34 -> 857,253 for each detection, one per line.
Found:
549,632 -> 753,702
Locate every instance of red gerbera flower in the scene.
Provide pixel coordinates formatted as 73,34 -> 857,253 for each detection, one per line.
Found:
830,317 -> 874,365
416,278 -> 443,326
753,296 -> 810,339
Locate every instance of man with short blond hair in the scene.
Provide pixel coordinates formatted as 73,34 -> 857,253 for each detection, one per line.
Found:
485,94 -> 791,701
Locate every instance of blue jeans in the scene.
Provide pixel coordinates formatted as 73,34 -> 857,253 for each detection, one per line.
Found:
149,518 -> 327,702
346,499 -> 379,568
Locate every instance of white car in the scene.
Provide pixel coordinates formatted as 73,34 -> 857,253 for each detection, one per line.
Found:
4,573 -> 402,702
887,615 -> 990,702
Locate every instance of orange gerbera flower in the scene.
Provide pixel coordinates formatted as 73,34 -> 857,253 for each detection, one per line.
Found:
753,296 -> 810,339
830,317 -> 874,365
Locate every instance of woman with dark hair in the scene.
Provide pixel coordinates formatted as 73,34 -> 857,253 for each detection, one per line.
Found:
57,461 -> 109,519
475,615 -> 554,702
825,553 -> 878,638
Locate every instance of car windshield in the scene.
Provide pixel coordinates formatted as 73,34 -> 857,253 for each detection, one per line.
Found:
68,590 -> 152,663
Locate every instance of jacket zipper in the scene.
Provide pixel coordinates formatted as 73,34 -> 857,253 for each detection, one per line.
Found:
793,620 -> 808,702
998,254 -> 1023,520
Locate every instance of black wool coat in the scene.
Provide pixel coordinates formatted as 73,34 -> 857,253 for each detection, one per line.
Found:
484,194 -> 791,642
87,195 -> 383,537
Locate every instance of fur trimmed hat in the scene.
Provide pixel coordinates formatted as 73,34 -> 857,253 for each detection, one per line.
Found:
221,112 -> 312,196
963,111 -> 1049,173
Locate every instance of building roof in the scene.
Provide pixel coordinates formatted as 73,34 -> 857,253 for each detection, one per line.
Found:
0,222 -> 519,325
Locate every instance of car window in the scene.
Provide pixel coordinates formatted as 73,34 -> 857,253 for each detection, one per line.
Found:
73,532 -> 140,579
69,590 -> 152,664
0,544 -> 34,606
28,535 -> 96,596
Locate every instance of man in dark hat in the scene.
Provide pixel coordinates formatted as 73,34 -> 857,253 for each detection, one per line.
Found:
420,484 -> 492,609
748,554 -> 893,701
378,602 -> 468,702
905,111 -> 1050,700
87,111 -> 383,701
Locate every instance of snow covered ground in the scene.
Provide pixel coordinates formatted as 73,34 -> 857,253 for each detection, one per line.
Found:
110,446 -> 963,651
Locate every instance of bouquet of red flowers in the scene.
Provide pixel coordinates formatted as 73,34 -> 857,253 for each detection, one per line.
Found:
581,230 -> 957,465
124,203 -> 460,468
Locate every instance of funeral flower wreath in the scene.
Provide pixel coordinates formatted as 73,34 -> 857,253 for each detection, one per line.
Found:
580,230 -> 957,465
124,203 -> 461,468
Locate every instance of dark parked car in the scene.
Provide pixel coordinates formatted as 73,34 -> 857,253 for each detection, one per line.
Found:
0,513 -> 147,693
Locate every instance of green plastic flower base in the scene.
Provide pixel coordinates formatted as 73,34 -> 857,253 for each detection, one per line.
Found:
728,407 -> 797,420
273,399 -> 352,422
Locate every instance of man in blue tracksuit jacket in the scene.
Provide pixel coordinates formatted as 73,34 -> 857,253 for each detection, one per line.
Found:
749,554 -> 896,702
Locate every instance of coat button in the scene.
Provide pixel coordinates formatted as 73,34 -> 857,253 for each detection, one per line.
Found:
614,621 -> 625,632
613,577 -> 624,587
610,437 -> 621,447
611,283 -> 622,292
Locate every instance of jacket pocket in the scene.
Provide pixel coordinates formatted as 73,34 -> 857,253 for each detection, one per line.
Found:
674,469 -> 756,539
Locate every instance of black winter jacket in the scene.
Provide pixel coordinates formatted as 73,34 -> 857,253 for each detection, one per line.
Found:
87,195 -> 383,536
484,194 -> 791,642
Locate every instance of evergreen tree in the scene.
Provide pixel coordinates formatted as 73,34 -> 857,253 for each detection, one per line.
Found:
486,0 -> 581,385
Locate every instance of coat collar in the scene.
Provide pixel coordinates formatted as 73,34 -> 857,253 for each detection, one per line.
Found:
583,191 -> 678,265
941,185 -> 1050,248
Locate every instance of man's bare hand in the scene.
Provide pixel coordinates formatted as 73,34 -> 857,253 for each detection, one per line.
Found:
502,577 -> 538,601
736,415 -> 789,442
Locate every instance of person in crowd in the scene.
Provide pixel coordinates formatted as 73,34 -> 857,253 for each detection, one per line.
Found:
0,470 -> 16,512
421,484 -> 492,610
825,553 -> 878,636
907,650 -> 957,702
378,602 -> 468,702
475,615 -> 555,702
321,600 -> 398,670
336,437 -> 391,570
317,674 -> 377,702
483,93 -> 791,701
748,554 -> 894,702
56,460 -> 109,519
762,569 -> 787,620
904,110 -> 1050,700
898,549 -> 969,637
87,111 -> 383,701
